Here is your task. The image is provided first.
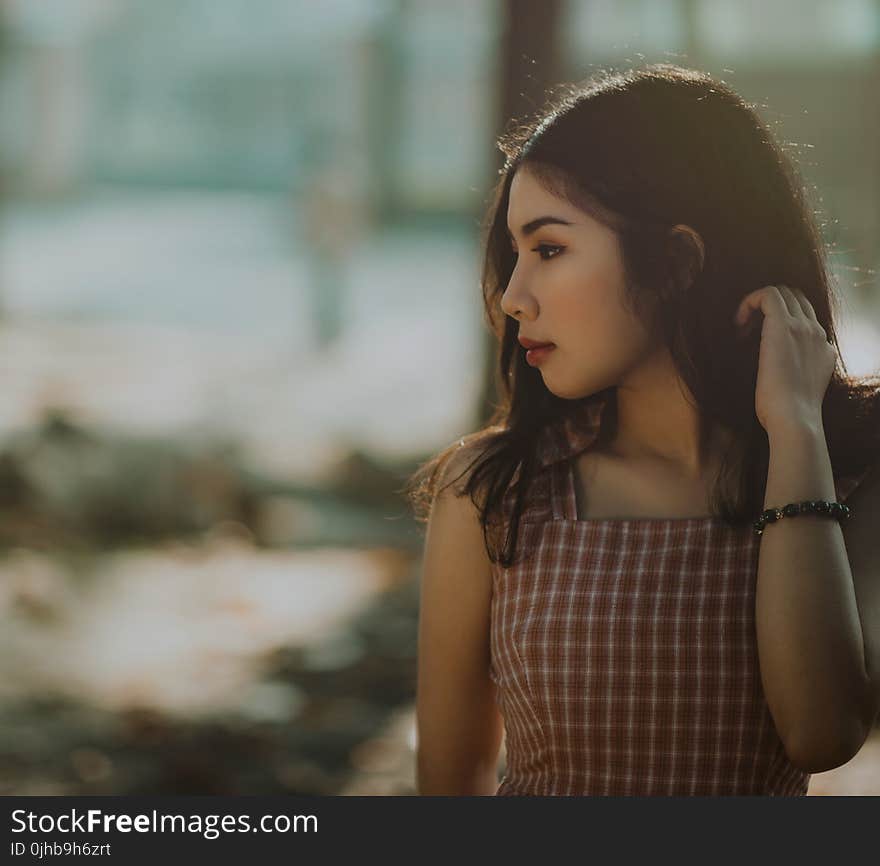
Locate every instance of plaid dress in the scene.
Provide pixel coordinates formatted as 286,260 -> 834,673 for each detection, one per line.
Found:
490,397 -> 869,796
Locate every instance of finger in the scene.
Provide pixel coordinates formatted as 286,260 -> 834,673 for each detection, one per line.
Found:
779,284 -> 833,344
735,285 -> 788,327
772,284 -> 802,318
789,285 -> 820,323
777,284 -> 812,320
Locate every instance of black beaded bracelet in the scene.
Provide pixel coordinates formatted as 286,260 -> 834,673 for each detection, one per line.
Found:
752,499 -> 851,536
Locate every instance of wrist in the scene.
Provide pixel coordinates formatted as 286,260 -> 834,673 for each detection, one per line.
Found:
765,412 -> 825,446
763,412 -> 835,508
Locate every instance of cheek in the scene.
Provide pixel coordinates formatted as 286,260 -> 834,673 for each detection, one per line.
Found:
557,272 -> 631,338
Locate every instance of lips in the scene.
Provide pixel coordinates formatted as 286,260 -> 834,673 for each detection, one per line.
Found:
518,337 -> 556,350
523,342 -> 555,367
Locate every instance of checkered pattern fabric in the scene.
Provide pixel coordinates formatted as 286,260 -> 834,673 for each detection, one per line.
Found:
490,397 -> 868,796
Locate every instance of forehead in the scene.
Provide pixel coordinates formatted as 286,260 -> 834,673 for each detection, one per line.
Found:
508,169 -> 568,210
506,168 -> 589,232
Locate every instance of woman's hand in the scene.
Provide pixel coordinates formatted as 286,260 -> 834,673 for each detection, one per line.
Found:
734,284 -> 836,436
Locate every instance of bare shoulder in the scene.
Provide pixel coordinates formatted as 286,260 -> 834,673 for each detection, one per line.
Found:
438,435 -> 489,489
429,438 -> 491,549
416,434 -> 504,793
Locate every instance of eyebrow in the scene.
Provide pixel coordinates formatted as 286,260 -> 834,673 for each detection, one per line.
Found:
506,215 -> 573,240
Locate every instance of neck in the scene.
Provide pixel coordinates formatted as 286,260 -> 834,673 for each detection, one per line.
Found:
607,370 -> 733,481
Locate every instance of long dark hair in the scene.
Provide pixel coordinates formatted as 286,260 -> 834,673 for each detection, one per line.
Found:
405,63 -> 880,568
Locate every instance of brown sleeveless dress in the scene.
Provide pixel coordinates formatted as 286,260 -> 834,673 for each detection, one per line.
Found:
490,397 -> 869,796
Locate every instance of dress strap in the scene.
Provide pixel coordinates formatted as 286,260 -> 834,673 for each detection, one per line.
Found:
549,457 -> 578,520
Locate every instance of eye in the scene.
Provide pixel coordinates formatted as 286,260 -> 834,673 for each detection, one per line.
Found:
509,243 -> 564,262
533,243 -> 563,261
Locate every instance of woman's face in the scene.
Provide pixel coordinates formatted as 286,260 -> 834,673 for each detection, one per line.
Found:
500,167 -> 661,399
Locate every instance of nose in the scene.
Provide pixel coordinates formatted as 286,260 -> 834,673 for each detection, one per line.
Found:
500,270 -> 536,322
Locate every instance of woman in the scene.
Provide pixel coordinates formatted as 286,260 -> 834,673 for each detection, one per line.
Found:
407,63 -> 880,795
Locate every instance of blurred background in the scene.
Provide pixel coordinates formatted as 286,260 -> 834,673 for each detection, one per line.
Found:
0,0 -> 878,796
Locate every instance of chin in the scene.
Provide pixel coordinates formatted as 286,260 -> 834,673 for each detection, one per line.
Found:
543,372 -> 614,402
541,378 -> 589,401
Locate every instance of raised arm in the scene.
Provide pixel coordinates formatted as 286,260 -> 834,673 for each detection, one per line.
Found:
415,445 -> 504,795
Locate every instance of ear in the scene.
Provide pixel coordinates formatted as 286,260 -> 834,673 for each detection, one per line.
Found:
666,224 -> 706,291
